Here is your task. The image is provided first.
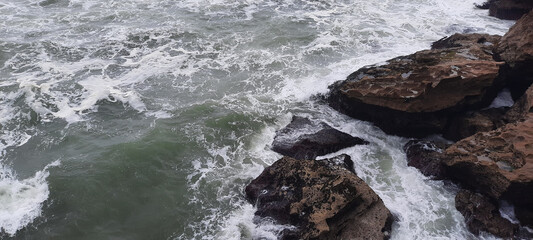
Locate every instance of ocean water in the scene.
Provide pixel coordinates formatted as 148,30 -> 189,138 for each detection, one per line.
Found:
0,0 -> 514,239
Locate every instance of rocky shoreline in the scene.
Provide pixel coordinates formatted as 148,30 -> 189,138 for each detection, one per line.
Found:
245,3 -> 533,239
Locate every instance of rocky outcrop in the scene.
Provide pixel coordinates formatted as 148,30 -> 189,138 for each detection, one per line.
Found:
495,10 -> 533,98
455,189 -> 518,237
403,140 -> 448,179
328,33 -> 503,137
272,116 -> 368,160
503,84 -> 533,122
443,113 -> 533,226
245,155 -> 393,240
485,0 -> 533,20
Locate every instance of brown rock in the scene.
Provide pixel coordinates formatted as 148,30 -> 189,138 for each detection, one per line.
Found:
489,0 -> 533,20
272,116 -> 368,160
328,33 -> 503,137
455,189 -> 518,238
245,155 -> 393,240
443,113 -> 533,226
496,10 -> 533,98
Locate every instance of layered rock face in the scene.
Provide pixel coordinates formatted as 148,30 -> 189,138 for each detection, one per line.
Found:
272,116 -> 368,160
495,10 -> 533,98
245,155 -> 393,240
328,33 -> 503,137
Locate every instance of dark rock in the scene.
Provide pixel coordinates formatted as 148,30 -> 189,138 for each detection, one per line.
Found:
444,107 -> 508,141
489,0 -> 533,20
443,113 -> 533,227
245,155 -> 393,240
495,10 -> 533,99
476,0 -> 497,9
328,33 -> 503,138
455,189 -> 518,238
272,116 -> 368,160
403,140 -> 448,179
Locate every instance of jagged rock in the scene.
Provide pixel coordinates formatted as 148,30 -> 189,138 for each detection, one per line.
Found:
455,189 -> 518,238
495,10 -> 533,98
488,0 -> 533,20
443,113 -> 533,227
328,33 -> 503,137
444,108 -> 508,141
245,155 -> 393,240
272,116 -> 368,160
403,140 -> 447,179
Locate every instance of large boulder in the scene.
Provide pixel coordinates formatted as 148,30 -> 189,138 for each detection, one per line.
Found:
443,113 -> 533,226
245,155 -> 393,240
495,10 -> 533,98
487,0 -> 533,20
328,33 -> 503,137
455,189 -> 518,238
272,116 -> 368,160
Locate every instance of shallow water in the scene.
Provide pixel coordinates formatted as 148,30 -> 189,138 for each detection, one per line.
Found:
0,0 -> 514,239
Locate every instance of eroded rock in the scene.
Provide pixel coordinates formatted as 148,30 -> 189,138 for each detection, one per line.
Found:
245,155 -> 393,240
272,116 -> 368,160
455,189 -> 518,238
444,108 -> 508,141
488,0 -> 533,20
443,113 -> 533,226
328,33 -> 503,137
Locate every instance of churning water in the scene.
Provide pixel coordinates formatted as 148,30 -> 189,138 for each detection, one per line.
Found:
0,0 -> 514,239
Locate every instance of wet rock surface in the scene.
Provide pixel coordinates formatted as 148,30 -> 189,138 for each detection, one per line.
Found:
328,33 -> 503,137
272,116 -> 368,159
403,140 -> 448,179
455,189 -> 518,238
245,155 -> 393,240
444,107 -> 508,141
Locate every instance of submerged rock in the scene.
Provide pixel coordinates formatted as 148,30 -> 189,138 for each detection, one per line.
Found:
455,189 -> 518,238
443,113 -> 533,227
245,155 -> 393,240
272,116 -> 368,160
495,10 -> 533,98
328,33 -> 503,137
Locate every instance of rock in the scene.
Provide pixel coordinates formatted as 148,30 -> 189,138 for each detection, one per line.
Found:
489,0 -> 533,20
328,33 -> 503,137
443,113 -> 533,226
272,116 -> 368,160
403,140 -> 447,179
476,0 -> 497,10
444,108 -> 508,141
455,189 -> 518,238
495,10 -> 533,98
245,155 -> 393,240
503,84 -> 533,122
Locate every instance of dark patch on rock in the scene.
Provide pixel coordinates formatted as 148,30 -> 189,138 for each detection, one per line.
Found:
272,116 -> 368,160
455,189 -> 518,238
245,155 -> 393,240
489,0 -> 533,20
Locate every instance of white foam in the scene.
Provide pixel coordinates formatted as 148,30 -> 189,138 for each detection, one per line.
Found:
0,160 -> 60,236
488,88 -> 514,108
